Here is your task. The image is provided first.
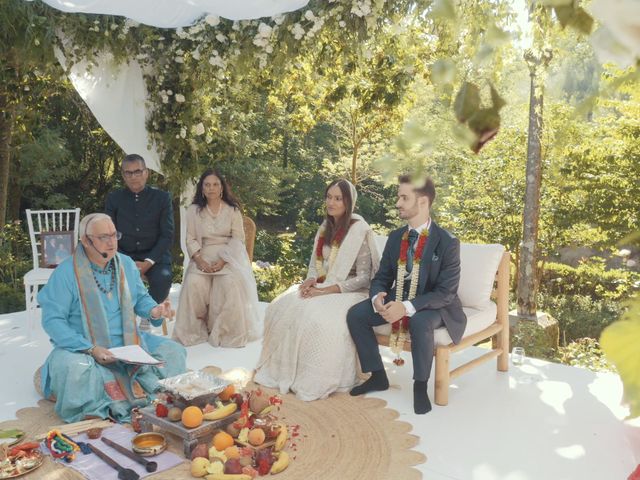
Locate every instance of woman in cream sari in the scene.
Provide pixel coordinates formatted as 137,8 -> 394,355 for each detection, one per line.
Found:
255,179 -> 380,401
173,169 -> 260,347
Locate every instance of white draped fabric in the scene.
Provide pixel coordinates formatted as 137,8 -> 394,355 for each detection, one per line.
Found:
55,49 -> 162,172
40,0 -> 310,28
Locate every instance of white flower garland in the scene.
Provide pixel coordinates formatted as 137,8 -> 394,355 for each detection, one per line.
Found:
389,262 -> 420,354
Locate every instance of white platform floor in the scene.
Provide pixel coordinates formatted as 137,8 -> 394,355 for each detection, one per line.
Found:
1,284 -> 639,480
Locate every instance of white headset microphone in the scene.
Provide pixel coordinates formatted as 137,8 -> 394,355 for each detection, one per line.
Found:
85,215 -> 108,259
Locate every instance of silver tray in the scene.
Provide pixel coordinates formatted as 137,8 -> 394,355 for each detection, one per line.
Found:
158,371 -> 229,408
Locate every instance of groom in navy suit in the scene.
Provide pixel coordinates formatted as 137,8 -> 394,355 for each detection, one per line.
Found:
347,175 -> 466,414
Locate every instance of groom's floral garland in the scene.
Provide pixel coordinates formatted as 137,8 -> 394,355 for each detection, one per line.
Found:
390,229 -> 429,366
315,226 -> 346,283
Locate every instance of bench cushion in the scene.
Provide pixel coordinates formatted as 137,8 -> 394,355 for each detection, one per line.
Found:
373,302 -> 498,346
457,243 -> 505,308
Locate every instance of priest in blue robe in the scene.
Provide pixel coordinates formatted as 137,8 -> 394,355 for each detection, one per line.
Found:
38,213 -> 186,423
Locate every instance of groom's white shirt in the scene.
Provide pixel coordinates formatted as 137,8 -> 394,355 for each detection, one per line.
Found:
372,219 -> 431,317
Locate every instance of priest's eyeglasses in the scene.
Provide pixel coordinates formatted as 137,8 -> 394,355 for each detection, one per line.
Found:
88,232 -> 123,243
123,169 -> 146,178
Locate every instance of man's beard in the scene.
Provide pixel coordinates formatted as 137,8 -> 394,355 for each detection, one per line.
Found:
398,202 -> 419,220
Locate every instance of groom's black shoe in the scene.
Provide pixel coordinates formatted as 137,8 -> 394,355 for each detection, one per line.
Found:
350,369 -> 389,396
413,380 -> 432,414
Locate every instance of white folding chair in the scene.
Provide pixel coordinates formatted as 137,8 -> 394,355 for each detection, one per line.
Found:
24,208 -> 80,331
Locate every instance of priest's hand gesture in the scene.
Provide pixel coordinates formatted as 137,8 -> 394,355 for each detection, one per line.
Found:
151,300 -> 174,320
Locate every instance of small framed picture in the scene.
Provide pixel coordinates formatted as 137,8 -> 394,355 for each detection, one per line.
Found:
41,231 -> 75,268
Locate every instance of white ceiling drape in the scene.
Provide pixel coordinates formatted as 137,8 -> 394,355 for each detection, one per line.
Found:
40,0 -> 310,28
55,49 -> 163,172
41,0 -> 310,173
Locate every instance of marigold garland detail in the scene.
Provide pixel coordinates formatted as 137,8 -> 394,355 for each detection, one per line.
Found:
315,226 -> 345,283
390,229 -> 428,366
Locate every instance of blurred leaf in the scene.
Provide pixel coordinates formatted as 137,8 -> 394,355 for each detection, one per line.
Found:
539,0 -> 573,6
570,7 -> 594,35
373,152 -> 404,184
0,429 -> 24,439
451,122 -> 476,148
490,84 -> 506,111
553,5 -> 573,29
431,58 -> 456,86
600,295 -> 640,418
553,5 -> 594,35
474,43 -> 495,64
453,81 -> 480,123
485,23 -> 511,47
431,0 -> 457,21
590,26 -> 637,69
467,108 -> 501,153
468,108 -> 500,134
401,119 -> 431,146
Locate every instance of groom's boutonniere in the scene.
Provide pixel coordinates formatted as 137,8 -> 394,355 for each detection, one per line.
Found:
432,254 -> 439,262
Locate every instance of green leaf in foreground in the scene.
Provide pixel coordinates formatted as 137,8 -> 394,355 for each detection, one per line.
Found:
600,295 -> 640,418
453,81 -> 480,123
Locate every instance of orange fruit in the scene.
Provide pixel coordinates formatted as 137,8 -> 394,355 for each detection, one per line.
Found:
182,406 -> 204,429
213,431 -> 234,451
248,428 -> 265,446
224,445 -> 240,459
218,384 -> 236,402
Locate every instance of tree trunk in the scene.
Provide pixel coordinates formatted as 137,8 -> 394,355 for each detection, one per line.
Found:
282,133 -> 289,169
517,63 -> 545,318
351,144 -> 358,185
0,90 -> 13,229
8,171 -> 21,222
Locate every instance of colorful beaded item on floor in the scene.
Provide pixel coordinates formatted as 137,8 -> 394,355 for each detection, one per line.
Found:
45,429 -> 81,462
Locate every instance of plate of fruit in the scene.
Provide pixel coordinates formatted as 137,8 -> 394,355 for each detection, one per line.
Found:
188,388 -> 292,478
0,443 -> 44,479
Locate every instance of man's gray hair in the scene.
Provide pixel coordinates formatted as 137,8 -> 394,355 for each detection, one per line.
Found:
122,153 -> 146,169
79,213 -> 112,238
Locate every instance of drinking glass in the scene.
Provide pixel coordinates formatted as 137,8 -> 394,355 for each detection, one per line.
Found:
512,347 -> 525,365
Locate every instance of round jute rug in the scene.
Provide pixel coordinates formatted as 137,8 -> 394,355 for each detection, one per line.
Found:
11,376 -> 425,479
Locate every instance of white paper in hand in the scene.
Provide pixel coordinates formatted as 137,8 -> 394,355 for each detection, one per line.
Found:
108,345 -> 163,365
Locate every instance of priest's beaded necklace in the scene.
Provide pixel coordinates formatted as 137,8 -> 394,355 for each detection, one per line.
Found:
91,261 -> 116,299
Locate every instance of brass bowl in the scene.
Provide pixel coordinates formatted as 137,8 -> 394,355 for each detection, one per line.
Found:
131,432 -> 167,456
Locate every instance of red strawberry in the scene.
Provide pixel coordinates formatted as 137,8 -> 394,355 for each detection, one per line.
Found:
231,393 -> 244,408
257,458 -> 271,476
155,403 -> 169,417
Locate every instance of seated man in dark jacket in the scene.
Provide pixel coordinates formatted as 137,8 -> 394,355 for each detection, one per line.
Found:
106,154 -> 174,314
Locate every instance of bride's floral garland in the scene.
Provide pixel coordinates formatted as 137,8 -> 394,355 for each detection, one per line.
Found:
390,229 -> 429,366
315,226 -> 346,283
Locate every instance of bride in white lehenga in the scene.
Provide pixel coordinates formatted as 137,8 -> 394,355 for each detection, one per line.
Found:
254,179 -> 380,401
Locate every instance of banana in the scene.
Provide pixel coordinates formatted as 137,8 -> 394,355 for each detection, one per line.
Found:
274,424 -> 287,451
259,405 -> 274,416
208,447 -> 227,463
204,474 -> 252,480
270,450 -> 290,474
205,461 -> 224,475
237,427 -> 249,444
203,402 -> 238,421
